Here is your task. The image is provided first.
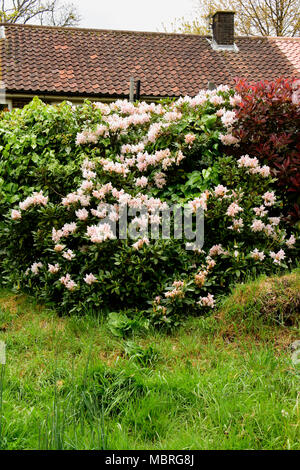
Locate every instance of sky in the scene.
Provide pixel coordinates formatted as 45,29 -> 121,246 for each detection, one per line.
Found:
71,0 -> 196,32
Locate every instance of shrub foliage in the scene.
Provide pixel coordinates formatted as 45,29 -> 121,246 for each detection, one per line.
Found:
0,86 -> 298,325
231,78 -> 300,221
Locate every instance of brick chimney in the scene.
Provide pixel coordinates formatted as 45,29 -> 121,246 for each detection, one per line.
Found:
212,11 -> 235,46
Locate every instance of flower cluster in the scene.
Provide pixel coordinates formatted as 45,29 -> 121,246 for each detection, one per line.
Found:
12,191 -> 48,216
60,274 -> 77,291
8,88 -> 298,321
238,155 -> 271,178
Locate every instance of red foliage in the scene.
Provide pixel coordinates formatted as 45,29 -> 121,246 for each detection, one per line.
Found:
232,78 -> 300,221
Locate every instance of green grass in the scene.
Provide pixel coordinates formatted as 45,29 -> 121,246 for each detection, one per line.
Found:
0,271 -> 299,450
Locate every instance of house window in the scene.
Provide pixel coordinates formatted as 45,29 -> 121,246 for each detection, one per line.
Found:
0,100 -> 12,111
12,98 -> 31,109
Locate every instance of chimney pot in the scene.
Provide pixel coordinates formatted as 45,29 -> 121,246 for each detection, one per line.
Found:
212,11 -> 235,46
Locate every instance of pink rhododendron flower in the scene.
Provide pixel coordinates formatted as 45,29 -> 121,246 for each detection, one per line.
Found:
164,111 -> 182,122
198,293 -> 215,308
109,210 -> 119,222
31,262 -> 43,275
76,208 -> 89,221
221,110 -> 237,127
86,132 -> 98,144
66,280 -> 77,290
91,207 -> 107,219
268,217 -> 280,226
132,214 -> 148,231
80,180 -> 94,192
226,202 -> 243,217
175,150 -> 186,165
62,192 -> 81,207
154,172 -> 167,189
209,95 -> 224,106
99,158 -> 129,177
259,166 -> 271,178
209,245 -> 225,257
270,249 -> 285,264
228,218 -> 244,232
165,288 -> 184,299
19,191 -> 48,211
94,102 -> 111,114
206,256 -> 216,270
238,155 -> 259,169
253,206 -> 268,217
220,134 -> 240,145
292,81 -> 300,105
11,209 -> 22,220
190,92 -> 207,107
121,143 -> 145,154
95,124 -> 109,137
229,94 -> 242,106
194,271 -> 207,288
48,263 -> 60,274
60,274 -> 77,291
237,156 -> 271,179
75,132 -> 87,145
173,280 -> 184,288
62,249 -> 75,261
150,213 -> 161,225
189,192 -> 210,212
251,219 -> 265,232
54,244 -> 65,252
63,222 -> 77,234
214,185 -> 228,198
84,273 -> 97,285
132,237 -> 150,250
82,158 -> 95,170
52,223 -> 77,243
147,122 -> 164,143
86,224 -> 116,243
216,108 -> 226,117
250,249 -> 265,261
264,224 -> 276,238
216,85 -> 230,92
286,235 -> 296,248
135,176 -> 148,188
82,169 -> 96,180
79,194 -> 91,207
263,191 -> 276,206
184,133 -> 196,145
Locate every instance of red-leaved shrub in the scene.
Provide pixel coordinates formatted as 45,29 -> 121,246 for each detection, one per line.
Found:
232,78 -> 300,222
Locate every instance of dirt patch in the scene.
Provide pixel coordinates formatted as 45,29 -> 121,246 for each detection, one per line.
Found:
258,274 -> 300,325
218,272 -> 300,326
0,295 -> 26,314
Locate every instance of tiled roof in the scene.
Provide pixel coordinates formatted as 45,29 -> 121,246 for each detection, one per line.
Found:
1,23 -> 300,98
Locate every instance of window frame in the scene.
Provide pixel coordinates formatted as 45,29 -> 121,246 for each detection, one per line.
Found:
0,99 -> 12,111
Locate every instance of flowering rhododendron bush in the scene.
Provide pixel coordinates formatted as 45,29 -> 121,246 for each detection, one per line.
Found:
0,98 -> 107,272
230,78 -> 300,223
2,86 -> 298,325
0,97 -> 105,216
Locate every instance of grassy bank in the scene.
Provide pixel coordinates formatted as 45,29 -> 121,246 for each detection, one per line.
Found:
0,271 -> 299,450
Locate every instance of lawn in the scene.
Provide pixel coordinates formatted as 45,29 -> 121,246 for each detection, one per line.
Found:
0,272 -> 299,450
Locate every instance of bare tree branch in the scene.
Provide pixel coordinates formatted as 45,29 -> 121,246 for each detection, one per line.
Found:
0,0 -> 80,26
163,0 -> 299,37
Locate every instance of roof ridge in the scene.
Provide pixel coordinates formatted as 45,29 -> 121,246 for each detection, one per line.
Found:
237,35 -> 300,40
1,22 -> 299,40
0,22 -> 210,38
